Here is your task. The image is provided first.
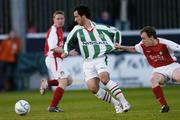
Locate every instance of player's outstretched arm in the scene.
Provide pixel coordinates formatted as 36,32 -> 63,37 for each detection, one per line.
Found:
52,47 -> 63,54
61,49 -> 78,58
114,43 -> 137,52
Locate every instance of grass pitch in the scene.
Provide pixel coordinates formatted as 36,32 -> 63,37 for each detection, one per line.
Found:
0,86 -> 180,120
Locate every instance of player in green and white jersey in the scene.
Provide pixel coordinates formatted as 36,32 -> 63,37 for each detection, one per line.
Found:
63,5 -> 130,113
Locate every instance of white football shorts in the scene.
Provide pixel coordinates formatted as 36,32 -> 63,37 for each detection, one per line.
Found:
83,55 -> 109,82
45,57 -> 70,80
152,62 -> 180,79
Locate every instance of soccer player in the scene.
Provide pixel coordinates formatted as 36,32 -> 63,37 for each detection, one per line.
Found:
115,26 -> 180,113
40,10 -> 78,112
62,5 -> 130,113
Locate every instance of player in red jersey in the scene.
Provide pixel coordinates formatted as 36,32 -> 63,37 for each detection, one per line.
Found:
40,10 -> 77,112
115,26 -> 180,113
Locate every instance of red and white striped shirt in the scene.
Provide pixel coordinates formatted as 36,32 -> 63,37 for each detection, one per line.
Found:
44,25 -> 64,58
135,38 -> 180,68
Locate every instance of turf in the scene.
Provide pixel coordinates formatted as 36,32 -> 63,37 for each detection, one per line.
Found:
0,85 -> 180,120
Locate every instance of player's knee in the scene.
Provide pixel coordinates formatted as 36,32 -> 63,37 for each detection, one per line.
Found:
98,72 -> 110,85
88,86 -> 99,94
63,75 -> 73,86
151,74 -> 166,87
172,69 -> 180,82
67,78 -> 73,86
58,78 -> 69,88
150,76 -> 159,87
99,76 -> 109,85
174,76 -> 180,82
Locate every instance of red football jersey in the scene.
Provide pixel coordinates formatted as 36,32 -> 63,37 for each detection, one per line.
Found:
44,25 -> 63,58
135,38 -> 180,68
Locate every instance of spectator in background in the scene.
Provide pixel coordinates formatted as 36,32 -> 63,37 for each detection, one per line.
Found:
96,11 -> 114,26
27,21 -> 37,33
0,31 -> 21,91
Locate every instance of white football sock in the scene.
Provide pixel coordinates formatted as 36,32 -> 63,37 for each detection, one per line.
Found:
106,80 -> 128,105
95,88 -> 119,106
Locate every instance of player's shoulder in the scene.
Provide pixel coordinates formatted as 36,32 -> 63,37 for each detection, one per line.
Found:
95,23 -> 110,29
49,25 -> 57,32
158,37 -> 171,44
137,41 -> 143,46
71,25 -> 82,32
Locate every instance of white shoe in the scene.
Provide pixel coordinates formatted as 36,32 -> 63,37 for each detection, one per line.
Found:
114,104 -> 123,113
122,103 -> 131,112
40,79 -> 48,95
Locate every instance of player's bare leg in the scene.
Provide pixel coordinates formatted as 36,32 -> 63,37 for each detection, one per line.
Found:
172,68 -> 180,82
151,72 -> 169,113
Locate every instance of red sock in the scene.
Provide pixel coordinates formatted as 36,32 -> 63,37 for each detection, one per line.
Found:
152,86 -> 167,106
50,87 -> 64,107
48,80 -> 59,87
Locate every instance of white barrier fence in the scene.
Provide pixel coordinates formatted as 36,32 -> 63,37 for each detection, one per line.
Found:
29,53 -> 180,90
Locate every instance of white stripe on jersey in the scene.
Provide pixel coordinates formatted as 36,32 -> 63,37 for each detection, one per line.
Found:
82,29 -> 95,58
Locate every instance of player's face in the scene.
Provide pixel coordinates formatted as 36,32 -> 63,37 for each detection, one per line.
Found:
140,32 -> 154,47
73,11 -> 85,26
53,14 -> 65,28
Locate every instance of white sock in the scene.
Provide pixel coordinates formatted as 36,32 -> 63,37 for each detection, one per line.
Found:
106,80 -> 128,105
95,88 -> 119,106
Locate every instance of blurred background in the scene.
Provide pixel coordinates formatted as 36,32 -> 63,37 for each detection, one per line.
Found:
0,0 -> 179,91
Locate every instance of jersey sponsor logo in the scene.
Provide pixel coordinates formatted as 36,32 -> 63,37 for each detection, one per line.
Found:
82,41 -> 108,46
149,54 -> 165,62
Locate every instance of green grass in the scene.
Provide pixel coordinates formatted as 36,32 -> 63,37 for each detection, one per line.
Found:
0,86 -> 180,120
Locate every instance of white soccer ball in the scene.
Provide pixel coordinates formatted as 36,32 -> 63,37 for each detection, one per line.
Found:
15,100 -> 30,115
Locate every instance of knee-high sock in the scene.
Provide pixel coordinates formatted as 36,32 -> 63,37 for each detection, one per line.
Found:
95,88 -> 119,106
106,80 -> 128,105
48,79 -> 59,87
152,85 -> 167,106
50,87 -> 64,107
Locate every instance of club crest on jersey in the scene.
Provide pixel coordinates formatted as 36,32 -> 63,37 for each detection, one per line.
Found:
159,51 -> 162,55
80,34 -> 85,38
60,71 -> 65,76
99,34 -> 104,39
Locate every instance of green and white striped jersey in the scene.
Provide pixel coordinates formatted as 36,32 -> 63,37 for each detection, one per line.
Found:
64,21 -> 121,59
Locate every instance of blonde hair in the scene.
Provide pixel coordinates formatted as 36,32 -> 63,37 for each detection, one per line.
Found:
53,10 -> 64,18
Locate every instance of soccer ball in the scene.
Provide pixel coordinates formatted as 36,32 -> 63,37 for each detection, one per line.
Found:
15,100 -> 30,115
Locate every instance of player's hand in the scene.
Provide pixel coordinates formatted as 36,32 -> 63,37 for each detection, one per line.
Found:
61,52 -> 68,58
114,43 -> 120,49
69,49 -> 78,56
114,43 -> 124,51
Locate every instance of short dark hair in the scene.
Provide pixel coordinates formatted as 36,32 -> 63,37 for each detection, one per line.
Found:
53,10 -> 64,18
140,26 -> 157,38
73,5 -> 91,19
